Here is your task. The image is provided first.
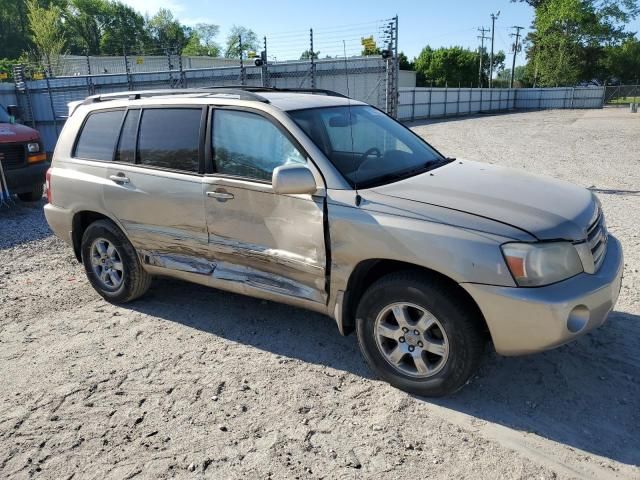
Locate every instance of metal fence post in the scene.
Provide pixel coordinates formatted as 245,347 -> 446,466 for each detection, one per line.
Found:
44,67 -> 59,136
444,85 -> 448,117
177,50 -> 185,88
427,88 -> 432,118
262,36 -> 270,88
123,46 -> 133,90
411,89 -> 416,121
85,52 -> 94,95
309,28 -> 316,89
166,46 -> 174,88
238,35 -> 246,86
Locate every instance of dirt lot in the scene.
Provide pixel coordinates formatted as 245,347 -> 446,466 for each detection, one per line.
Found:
1,109 -> 639,479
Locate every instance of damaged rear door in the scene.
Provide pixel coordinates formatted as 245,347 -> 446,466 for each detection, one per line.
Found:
203,107 -> 327,304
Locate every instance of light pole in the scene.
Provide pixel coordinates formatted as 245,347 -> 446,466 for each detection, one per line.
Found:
489,11 -> 500,88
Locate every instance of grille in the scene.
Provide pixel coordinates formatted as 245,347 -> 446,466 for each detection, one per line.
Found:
587,208 -> 608,271
0,144 -> 26,170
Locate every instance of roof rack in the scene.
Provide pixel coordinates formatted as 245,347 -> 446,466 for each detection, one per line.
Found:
202,86 -> 349,98
81,88 -> 270,105
80,85 -> 349,107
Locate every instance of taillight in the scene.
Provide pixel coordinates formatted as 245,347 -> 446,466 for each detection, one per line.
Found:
46,168 -> 52,204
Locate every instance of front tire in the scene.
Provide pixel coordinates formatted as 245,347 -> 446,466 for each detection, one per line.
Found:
356,272 -> 485,397
81,220 -> 151,303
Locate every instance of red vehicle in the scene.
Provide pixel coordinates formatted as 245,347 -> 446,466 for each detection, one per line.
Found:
0,104 -> 48,201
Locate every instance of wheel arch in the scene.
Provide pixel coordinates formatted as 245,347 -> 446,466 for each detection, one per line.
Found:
71,210 -> 115,262
340,259 -> 489,337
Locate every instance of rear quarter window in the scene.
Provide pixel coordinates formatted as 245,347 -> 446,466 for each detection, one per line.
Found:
74,110 -> 124,161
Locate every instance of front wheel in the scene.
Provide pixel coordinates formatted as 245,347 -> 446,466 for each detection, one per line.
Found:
356,272 -> 485,397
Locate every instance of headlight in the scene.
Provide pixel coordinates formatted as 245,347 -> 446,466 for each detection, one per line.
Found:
27,142 -> 40,153
501,242 -> 583,287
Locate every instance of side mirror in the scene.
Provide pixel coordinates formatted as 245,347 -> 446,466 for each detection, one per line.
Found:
7,105 -> 20,119
272,164 -> 317,195
7,105 -> 20,124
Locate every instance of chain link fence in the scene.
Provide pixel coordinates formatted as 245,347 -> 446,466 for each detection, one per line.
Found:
603,85 -> 640,107
9,17 -> 400,152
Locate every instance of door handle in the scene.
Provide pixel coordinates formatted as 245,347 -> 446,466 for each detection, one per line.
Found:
109,174 -> 130,184
206,190 -> 234,200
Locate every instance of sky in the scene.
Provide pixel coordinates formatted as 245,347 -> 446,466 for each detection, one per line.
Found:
120,0 -> 640,67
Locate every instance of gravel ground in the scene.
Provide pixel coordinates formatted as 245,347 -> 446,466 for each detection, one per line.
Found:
1,108 -> 639,480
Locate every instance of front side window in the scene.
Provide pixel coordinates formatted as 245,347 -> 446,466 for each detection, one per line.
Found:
212,110 -> 306,181
74,110 -> 124,161
0,105 -> 11,123
138,108 -> 201,172
289,105 -> 446,188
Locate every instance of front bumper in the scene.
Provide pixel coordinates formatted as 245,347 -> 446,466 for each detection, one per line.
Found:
5,161 -> 49,194
462,235 -> 624,356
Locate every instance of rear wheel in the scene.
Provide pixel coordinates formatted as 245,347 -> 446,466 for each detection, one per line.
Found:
356,272 -> 485,397
17,183 -> 44,202
81,220 -> 151,303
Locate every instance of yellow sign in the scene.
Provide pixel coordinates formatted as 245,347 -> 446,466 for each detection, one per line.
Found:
136,57 -> 144,65
247,51 -> 257,59
32,72 -> 44,80
0,73 -> 8,80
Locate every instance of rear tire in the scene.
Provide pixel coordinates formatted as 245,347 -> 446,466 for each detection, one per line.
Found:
356,271 -> 485,397
17,183 -> 44,202
81,219 -> 151,303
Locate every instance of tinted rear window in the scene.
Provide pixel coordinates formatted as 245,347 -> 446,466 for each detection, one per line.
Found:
74,110 -> 124,161
138,108 -> 201,172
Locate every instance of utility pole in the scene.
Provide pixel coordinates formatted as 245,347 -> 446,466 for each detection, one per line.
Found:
510,26 -> 524,88
477,27 -> 490,87
489,11 -> 500,88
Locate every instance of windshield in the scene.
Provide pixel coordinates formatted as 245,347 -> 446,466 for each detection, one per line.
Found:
0,105 -> 11,123
289,105 -> 446,188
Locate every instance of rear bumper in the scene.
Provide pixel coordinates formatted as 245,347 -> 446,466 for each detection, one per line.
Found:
462,235 -> 624,356
44,203 -> 74,246
4,161 -> 49,194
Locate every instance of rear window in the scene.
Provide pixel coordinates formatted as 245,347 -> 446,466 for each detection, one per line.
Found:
74,110 -> 124,161
137,108 -> 201,172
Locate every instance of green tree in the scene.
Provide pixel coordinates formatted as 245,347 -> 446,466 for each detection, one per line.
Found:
415,45 -> 504,87
146,8 -> 187,49
100,1 -> 148,55
603,36 -> 640,83
225,25 -> 259,59
516,0 -> 639,85
26,0 -> 66,71
300,49 -> 319,60
65,0 -> 111,55
398,51 -> 413,70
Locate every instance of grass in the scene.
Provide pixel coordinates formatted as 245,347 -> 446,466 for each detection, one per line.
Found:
608,96 -> 640,104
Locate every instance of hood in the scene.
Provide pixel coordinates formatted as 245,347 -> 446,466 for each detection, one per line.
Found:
0,122 -> 40,143
370,160 -> 596,241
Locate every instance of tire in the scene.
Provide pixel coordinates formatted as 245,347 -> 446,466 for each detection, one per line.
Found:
81,219 -> 151,303
17,183 -> 44,202
356,271 -> 485,397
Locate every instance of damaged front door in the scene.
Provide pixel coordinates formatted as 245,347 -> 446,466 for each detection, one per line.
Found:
203,108 -> 327,304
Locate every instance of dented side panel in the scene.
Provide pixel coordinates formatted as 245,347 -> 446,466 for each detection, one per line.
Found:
203,176 -> 327,304
103,164 -> 210,260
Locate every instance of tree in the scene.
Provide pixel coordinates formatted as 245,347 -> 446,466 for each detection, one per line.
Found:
65,0 -> 111,55
398,51 -> 413,70
100,1 -> 148,55
146,8 -> 187,49
414,45 -> 504,86
225,25 -> 259,59
603,36 -> 640,83
26,0 -> 66,71
515,0 -> 640,85
300,49 -> 319,60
